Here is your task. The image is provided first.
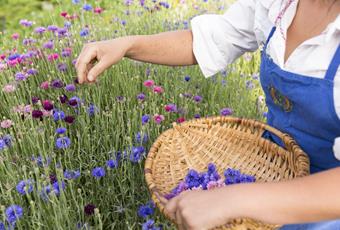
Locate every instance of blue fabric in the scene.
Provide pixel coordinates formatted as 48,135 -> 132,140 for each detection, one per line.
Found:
259,27 -> 340,229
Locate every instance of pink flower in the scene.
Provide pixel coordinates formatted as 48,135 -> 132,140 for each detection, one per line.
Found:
143,79 -> 154,88
177,117 -> 185,123
11,33 -> 20,40
207,179 -> 225,190
153,86 -> 164,94
40,81 -> 49,90
2,84 -> 16,93
94,7 -> 103,14
42,110 -> 53,117
47,53 -> 59,61
1,119 -> 13,129
153,114 -> 165,124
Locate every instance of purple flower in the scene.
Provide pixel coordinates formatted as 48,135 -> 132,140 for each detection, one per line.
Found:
19,19 -> 33,27
137,93 -> 146,101
129,146 -> 145,163
5,205 -> 23,224
34,27 -> 46,34
64,115 -> 75,124
51,79 -> 64,88
193,95 -> 203,103
138,202 -> 155,218
135,132 -> 148,144
142,219 -> 161,230
32,155 -> 51,167
185,169 -> 201,189
56,127 -> 67,134
0,139 -> 6,151
80,28 -> 89,37
27,68 -> 37,75
2,135 -> 12,147
59,95 -> 68,104
87,104 -> 99,116
15,72 -> 27,81
52,181 -> 66,196
43,41 -> 54,49
194,114 -> 201,119
32,110 -> 43,119
56,137 -> 71,149
141,115 -> 150,125
84,204 -> 96,216
65,84 -> 76,92
64,170 -> 80,180
220,108 -> 233,116
106,159 -> 118,169
184,75 -> 190,81
92,167 -> 105,179
57,63 -> 68,72
83,4 -> 92,11
47,25 -> 58,32
16,179 -> 34,195
53,110 -> 65,121
42,100 -> 54,111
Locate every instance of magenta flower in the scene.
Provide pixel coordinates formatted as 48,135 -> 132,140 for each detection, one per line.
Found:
48,53 -> 59,62
143,79 -> 154,88
40,81 -> 49,90
32,110 -> 44,119
153,114 -> 165,124
177,117 -> 185,123
42,100 -> 54,111
164,104 -> 177,112
11,33 -> 19,40
153,86 -> 164,94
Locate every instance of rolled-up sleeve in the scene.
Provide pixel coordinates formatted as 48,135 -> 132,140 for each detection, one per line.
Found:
191,0 -> 258,77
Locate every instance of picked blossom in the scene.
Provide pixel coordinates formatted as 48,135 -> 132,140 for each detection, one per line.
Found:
153,114 -> 165,124
92,167 -> 106,179
16,179 -> 34,195
1,119 -> 13,129
143,79 -> 154,88
220,108 -> 233,116
55,137 -> 71,149
153,86 -> 164,94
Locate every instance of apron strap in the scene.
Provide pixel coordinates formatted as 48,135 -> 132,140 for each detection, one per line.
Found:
264,27 -> 277,52
325,45 -> 340,81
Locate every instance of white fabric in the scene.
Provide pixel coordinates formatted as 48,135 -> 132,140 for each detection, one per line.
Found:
190,0 -> 340,159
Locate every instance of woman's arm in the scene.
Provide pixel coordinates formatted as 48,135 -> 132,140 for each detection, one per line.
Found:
75,30 -> 196,84
165,167 -> 340,229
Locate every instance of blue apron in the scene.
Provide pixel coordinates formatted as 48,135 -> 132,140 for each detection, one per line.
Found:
260,27 -> 340,229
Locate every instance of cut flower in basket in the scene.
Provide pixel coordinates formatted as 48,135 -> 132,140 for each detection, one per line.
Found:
165,163 -> 256,200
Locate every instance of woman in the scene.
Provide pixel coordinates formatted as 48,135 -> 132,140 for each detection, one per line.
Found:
76,0 -> 340,229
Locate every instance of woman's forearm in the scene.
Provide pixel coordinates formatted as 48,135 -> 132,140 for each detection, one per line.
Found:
124,30 -> 197,66
226,167 -> 340,225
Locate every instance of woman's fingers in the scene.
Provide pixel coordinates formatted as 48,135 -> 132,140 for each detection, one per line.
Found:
87,58 -> 111,82
76,47 -> 98,84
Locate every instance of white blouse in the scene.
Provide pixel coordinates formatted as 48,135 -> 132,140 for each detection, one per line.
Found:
190,0 -> 340,159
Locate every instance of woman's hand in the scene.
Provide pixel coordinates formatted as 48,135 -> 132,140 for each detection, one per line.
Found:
165,189 -> 240,230
75,38 -> 132,84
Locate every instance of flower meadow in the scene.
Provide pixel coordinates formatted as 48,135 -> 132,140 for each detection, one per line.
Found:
0,0 -> 267,229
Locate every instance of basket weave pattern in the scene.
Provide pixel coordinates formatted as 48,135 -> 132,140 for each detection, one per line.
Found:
145,116 -> 310,230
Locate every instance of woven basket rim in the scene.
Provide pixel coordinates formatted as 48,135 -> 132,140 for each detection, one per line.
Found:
144,116 -> 310,229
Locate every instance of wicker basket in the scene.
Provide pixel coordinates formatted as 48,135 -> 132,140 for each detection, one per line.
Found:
145,116 -> 310,230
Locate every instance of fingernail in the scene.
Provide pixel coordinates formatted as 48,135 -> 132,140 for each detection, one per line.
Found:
88,75 -> 93,81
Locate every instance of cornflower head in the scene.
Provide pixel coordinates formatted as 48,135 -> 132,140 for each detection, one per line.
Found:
92,167 -> 105,179
55,136 -> 71,149
16,179 -> 34,195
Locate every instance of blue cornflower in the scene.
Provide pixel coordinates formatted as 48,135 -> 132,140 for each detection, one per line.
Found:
106,159 -> 118,169
5,205 -> 23,225
135,132 -> 148,144
87,104 -> 99,116
207,163 -> 216,174
142,219 -> 161,230
138,203 -> 155,218
0,222 -> 5,230
53,110 -> 66,122
52,181 -> 66,196
80,28 -> 89,37
40,185 -> 52,201
142,115 -> 150,125
83,4 -> 92,11
184,75 -> 190,81
185,169 -> 201,189
0,139 -> 6,151
56,137 -> 71,149
220,108 -> 233,116
92,167 -> 105,179
2,134 -> 12,145
56,127 -> 67,135
32,155 -> 51,167
129,146 -> 145,163
64,170 -> 80,180
72,0 -> 80,4
16,180 -> 33,195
